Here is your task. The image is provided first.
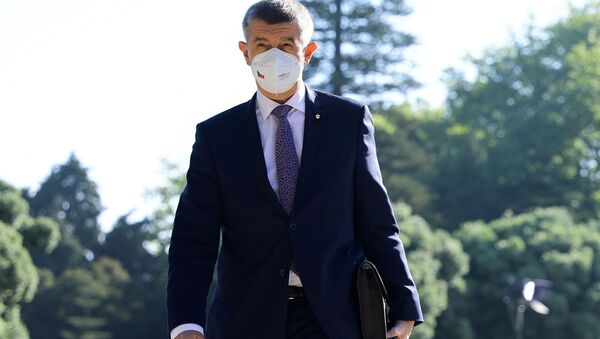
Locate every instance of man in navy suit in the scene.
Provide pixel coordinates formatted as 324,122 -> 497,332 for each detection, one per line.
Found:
167,1 -> 423,338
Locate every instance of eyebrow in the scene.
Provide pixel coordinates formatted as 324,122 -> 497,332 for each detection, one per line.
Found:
252,37 -> 296,43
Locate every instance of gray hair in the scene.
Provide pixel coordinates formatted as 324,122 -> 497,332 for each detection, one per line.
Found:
242,0 -> 314,47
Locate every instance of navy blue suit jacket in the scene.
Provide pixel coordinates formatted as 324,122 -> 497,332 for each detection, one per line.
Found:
167,86 -> 423,339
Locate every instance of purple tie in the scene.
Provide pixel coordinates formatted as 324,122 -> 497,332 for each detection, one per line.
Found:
271,104 -> 300,277
271,104 -> 299,215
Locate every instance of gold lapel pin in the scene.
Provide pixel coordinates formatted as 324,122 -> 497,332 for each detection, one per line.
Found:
315,113 -> 321,120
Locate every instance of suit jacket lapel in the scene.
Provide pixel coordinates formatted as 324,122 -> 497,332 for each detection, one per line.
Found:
290,86 -> 324,219
239,86 -> 325,219
240,93 -> 288,217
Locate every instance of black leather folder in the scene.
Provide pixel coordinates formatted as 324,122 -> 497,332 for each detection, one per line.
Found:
356,259 -> 390,339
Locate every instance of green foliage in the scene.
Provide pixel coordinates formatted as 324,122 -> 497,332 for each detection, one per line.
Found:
144,159 -> 186,252
96,216 -> 168,337
303,0 -> 416,101
0,179 -> 61,254
435,207 -> 600,339
22,154 -> 102,276
19,156 -> 171,338
12,154 -> 110,337
0,222 -> 38,305
20,217 -> 61,254
0,307 -> 29,339
26,153 -> 103,253
394,203 -> 469,339
373,104 -> 443,225
0,181 -> 29,228
0,179 -> 60,339
24,257 -> 130,339
0,222 -> 37,339
433,2 -> 600,229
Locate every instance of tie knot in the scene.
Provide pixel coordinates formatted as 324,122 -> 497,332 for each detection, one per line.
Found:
271,105 -> 293,120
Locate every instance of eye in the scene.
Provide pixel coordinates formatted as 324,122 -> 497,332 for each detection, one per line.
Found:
280,43 -> 296,51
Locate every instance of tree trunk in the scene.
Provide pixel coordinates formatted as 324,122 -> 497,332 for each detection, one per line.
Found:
332,0 -> 343,95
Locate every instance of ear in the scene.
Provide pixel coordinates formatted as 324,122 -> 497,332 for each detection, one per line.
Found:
303,41 -> 318,65
239,41 -> 251,66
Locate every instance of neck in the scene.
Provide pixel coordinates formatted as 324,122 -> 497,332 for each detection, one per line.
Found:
257,81 -> 302,104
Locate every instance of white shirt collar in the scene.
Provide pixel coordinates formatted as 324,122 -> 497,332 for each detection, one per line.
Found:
256,81 -> 306,120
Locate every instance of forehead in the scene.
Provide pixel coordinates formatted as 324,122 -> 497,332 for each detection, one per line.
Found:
247,19 -> 302,42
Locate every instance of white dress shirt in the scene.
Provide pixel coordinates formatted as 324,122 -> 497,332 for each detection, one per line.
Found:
170,84 -> 306,339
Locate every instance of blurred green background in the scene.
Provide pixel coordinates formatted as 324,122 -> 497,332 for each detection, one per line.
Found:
2,0 -> 600,338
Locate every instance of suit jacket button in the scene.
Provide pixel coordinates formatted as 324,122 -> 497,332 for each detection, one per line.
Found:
289,223 -> 297,231
280,268 -> 287,277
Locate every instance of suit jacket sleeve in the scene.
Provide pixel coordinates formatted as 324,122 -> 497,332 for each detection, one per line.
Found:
353,104 -> 424,325
167,123 -> 222,332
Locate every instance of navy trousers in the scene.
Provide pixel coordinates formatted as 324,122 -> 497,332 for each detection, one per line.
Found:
285,297 -> 329,339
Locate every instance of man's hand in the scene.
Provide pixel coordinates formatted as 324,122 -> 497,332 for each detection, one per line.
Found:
386,320 -> 414,339
175,330 -> 204,339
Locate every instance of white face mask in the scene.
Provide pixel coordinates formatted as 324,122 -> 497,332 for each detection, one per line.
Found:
250,48 -> 303,94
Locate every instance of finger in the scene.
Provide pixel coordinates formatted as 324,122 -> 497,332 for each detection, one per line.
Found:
387,323 -> 413,338
386,324 -> 404,338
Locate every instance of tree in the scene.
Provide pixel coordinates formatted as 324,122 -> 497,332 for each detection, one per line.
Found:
144,159 -> 186,252
0,179 -> 60,339
23,257 -> 130,339
373,104 -> 444,225
435,207 -> 600,339
26,153 -> 103,255
95,215 -> 168,338
393,203 -> 469,339
18,156 -> 134,338
302,0 -> 417,102
0,222 -> 37,339
432,2 -> 600,229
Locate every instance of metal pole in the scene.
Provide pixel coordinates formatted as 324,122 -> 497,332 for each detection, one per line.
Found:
515,302 -> 526,339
